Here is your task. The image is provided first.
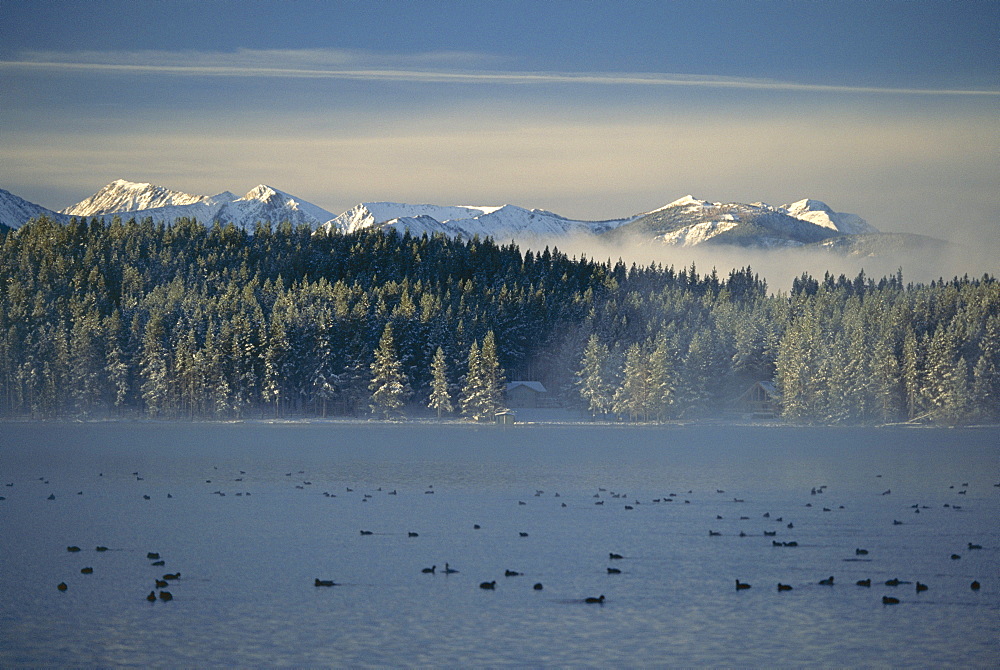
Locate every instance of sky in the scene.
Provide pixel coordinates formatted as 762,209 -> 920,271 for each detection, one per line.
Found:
1,0 -> 998,261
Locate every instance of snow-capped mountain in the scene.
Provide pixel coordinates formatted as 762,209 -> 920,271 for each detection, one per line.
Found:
0,188 -> 70,229
61,179 -> 221,216
322,202 -> 637,238
1,179 -> 912,257
56,180 -> 335,229
606,195 -> 877,248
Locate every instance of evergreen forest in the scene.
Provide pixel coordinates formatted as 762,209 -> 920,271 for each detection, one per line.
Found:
0,216 -> 997,425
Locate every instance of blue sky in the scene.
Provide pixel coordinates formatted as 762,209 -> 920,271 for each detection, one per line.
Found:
1,0 -> 998,249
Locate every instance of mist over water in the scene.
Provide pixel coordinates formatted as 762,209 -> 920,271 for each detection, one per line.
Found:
1,422 -> 997,667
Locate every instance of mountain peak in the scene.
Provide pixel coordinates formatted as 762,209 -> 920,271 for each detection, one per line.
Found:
61,179 -> 211,216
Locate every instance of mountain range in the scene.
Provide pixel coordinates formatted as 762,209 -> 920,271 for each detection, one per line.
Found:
0,179 -> 946,257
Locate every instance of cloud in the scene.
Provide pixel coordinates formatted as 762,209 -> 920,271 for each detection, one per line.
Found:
3,48 -> 998,96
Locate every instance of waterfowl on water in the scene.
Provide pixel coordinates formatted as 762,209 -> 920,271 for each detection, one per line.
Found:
819,576 -> 834,586
856,579 -> 871,587
80,567 -> 93,574
609,553 -> 623,560
408,532 -> 419,537
479,581 -> 496,590
968,543 -> 982,550
607,567 -> 621,574
916,582 -> 928,592
159,591 -> 173,601
505,570 -> 522,577
951,554 -> 961,560
777,583 -> 793,591
533,583 -> 543,590
882,596 -> 899,604
856,548 -> 868,555
314,579 -> 336,587
155,579 -> 168,588
67,546 -> 81,552
421,566 -> 436,574
971,581 -> 980,590
519,532 -> 529,537
885,578 -> 901,586
585,595 -> 605,603
95,546 -> 108,552
443,563 -> 458,574
57,582 -> 67,591
162,573 -> 180,580
735,580 -> 751,590
147,552 -> 160,559
359,530 -> 373,536
151,560 -> 165,566
146,591 -> 156,602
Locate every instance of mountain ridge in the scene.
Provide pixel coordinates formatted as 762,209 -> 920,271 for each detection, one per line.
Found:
1,179 -> 945,260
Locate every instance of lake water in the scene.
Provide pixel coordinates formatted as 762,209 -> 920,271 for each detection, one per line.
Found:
0,421 -> 997,667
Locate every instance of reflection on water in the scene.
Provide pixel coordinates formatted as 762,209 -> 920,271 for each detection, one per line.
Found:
0,422 -> 997,666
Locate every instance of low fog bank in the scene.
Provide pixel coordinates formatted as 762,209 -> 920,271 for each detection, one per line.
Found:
515,232 -> 998,294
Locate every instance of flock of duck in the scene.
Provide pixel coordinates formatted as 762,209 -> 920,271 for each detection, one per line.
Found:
4,464 -> 991,609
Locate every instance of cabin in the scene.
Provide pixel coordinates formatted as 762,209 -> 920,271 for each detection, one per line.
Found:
504,381 -> 548,408
736,381 -> 782,417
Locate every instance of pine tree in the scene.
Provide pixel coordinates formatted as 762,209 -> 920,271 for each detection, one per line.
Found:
428,346 -> 453,418
613,342 -> 650,421
460,341 -> 483,420
369,323 -> 411,419
578,334 -> 614,417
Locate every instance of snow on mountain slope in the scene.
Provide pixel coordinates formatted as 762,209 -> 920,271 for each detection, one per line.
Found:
783,198 -> 877,235
0,188 -> 69,229
56,181 -> 334,229
606,195 -> 865,248
60,179 -> 221,216
324,203 -> 504,234
213,185 -> 336,229
323,201 -> 638,238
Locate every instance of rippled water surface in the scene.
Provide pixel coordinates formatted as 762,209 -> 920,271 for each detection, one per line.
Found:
1,422 -> 997,667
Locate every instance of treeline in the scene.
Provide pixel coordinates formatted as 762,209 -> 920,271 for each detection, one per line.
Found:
0,215 -> 996,424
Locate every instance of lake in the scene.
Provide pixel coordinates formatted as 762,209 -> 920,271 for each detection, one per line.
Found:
0,421 -> 997,667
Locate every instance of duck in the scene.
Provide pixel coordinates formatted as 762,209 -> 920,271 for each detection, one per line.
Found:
408,532 -> 419,537
585,595 -> 605,603
519,532 -> 529,537
777,583 -> 793,591
359,530 -> 373,536
158,591 -> 173,601
855,548 -> 869,555
819,576 -> 834,586
421,565 -> 436,574
709,530 -> 721,536
162,573 -> 180,580
505,569 -> 522,577
443,563 -> 459,574
609,553 -> 623,560
607,567 -> 622,574
951,554 -> 961,560
916,582 -> 928,592
479,581 -> 496,590
885,578 -> 901,586
147,552 -> 160,559
882,596 -> 899,604
146,591 -> 156,602
67,546 -> 81,553
151,560 -> 165,566
856,579 -> 871,587
315,578 -> 336,587
736,580 -> 752,590
57,582 -> 68,591
80,567 -> 93,574
95,546 -> 109,552
155,579 -> 168,588
968,543 -> 982,550
533,583 -> 543,590
970,580 -> 980,590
